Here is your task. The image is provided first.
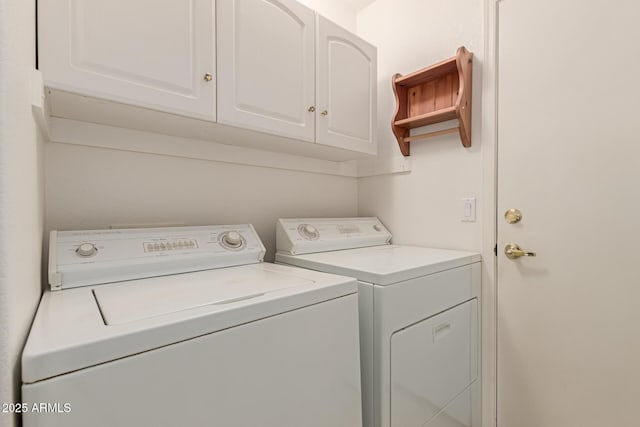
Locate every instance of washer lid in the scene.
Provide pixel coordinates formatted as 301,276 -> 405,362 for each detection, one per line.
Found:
276,245 -> 481,286
94,267 -> 313,325
22,263 -> 356,383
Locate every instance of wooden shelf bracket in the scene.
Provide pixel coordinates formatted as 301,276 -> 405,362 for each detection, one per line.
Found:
392,46 -> 473,156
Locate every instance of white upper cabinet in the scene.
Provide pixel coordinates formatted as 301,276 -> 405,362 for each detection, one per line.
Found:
316,16 -> 377,155
38,1 -> 377,160
38,0 -> 216,121
216,0 -> 316,142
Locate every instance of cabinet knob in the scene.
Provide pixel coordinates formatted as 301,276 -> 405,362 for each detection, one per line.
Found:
307,106 -> 316,112
203,73 -> 213,82
321,110 -> 328,116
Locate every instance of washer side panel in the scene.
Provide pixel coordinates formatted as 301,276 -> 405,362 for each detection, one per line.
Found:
22,295 -> 362,427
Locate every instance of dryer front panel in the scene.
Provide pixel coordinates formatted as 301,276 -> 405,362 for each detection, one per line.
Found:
390,298 -> 478,427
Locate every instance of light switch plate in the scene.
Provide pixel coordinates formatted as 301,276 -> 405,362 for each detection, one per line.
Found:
462,198 -> 476,222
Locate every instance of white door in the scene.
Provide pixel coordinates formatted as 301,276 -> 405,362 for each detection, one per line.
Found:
38,0 -> 216,121
316,16 -> 377,155
497,1 -> 640,426
216,0 -> 316,142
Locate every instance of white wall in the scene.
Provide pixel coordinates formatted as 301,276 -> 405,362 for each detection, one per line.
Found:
356,0 -> 484,252
0,0 -> 45,425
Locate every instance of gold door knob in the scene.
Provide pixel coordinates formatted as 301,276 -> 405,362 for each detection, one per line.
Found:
203,73 -> 213,82
321,110 -> 328,116
504,243 -> 536,259
308,106 -> 316,112
504,208 -> 522,224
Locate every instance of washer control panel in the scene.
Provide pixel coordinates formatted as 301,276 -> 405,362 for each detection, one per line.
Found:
276,217 -> 391,255
49,225 -> 266,291
143,239 -> 198,253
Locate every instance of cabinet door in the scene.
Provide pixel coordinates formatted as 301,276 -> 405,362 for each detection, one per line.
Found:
38,0 -> 215,121
316,16 -> 377,155
217,0 -> 316,142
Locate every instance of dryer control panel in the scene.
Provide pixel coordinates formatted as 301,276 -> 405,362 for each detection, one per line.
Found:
49,225 -> 266,291
276,217 -> 391,255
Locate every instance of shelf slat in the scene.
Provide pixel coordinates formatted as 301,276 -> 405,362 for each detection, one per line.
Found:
393,106 -> 457,129
393,57 -> 457,87
404,127 -> 459,142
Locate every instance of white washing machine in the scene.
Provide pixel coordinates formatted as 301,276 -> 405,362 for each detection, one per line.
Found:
276,218 -> 481,427
22,225 -> 362,427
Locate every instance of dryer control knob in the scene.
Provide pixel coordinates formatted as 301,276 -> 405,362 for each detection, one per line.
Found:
222,231 -> 243,248
298,224 -> 320,240
76,242 -> 97,257
373,224 -> 382,231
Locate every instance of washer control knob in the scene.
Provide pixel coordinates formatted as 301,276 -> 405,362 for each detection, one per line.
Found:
222,231 -> 243,248
298,224 -> 320,240
76,242 -> 97,257
373,224 -> 382,231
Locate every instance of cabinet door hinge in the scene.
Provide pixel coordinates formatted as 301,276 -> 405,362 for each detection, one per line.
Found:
494,244 -> 498,256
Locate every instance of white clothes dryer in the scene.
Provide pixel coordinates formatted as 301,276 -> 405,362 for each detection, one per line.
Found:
276,217 -> 481,427
22,225 -> 362,427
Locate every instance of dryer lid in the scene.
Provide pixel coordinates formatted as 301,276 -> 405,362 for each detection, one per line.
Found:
276,245 -> 481,285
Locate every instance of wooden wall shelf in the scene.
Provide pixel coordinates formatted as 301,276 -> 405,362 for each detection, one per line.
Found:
392,46 -> 473,156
